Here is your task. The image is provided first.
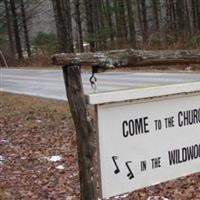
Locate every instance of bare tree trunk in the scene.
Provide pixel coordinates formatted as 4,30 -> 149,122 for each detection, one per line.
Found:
152,0 -> 160,33
92,0 -> 101,50
118,0 -> 128,41
52,0 -> 74,53
20,0 -> 31,58
137,0 -> 144,40
184,0 -> 192,36
197,0 -> 200,31
62,0 -> 74,53
126,0 -> 136,48
84,0 -> 95,51
105,0 -> 114,42
10,0 -> 23,60
74,0 -> 84,52
166,0 -> 177,37
171,0 -> 177,34
52,0 -> 68,52
3,0 -> 15,57
192,0 -> 200,32
191,0 -> 197,33
97,0 -> 107,50
141,0 -> 148,43
113,0 -> 121,40
113,0 -> 128,46
176,0 -> 187,36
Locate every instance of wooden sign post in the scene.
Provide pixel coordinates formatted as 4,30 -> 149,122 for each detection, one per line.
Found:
62,65 -> 97,200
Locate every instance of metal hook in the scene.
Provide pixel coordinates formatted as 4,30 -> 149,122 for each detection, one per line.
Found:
89,64 -> 98,91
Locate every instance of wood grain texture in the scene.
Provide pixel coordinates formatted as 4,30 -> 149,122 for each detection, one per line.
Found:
53,49 -> 200,68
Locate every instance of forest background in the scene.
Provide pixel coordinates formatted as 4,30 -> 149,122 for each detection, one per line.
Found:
0,0 -> 200,66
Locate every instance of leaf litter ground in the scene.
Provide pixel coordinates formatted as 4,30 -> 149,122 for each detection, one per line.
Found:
0,92 -> 199,200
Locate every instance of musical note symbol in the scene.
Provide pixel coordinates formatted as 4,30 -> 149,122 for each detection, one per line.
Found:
126,161 -> 134,180
112,156 -> 120,174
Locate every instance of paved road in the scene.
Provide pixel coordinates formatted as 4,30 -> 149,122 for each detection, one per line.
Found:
1,68 -> 200,100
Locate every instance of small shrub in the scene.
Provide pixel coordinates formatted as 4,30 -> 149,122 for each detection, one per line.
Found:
188,35 -> 200,48
32,32 -> 57,54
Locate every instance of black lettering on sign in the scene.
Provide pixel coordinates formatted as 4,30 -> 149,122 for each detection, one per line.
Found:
122,117 -> 149,138
164,116 -> 174,128
178,108 -> 200,127
151,157 -> 161,169
141,160 -> 147,172
154,119 -> 162,130
168,144 -> 200,166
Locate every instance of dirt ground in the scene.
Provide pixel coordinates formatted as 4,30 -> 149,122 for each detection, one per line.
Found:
0,92 -> 200,200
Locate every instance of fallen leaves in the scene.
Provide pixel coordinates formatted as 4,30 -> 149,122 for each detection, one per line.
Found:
0,92 -> 79,199
0,92 -> 200,200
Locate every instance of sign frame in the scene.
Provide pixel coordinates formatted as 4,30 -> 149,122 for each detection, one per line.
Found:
88,82 -> 200,199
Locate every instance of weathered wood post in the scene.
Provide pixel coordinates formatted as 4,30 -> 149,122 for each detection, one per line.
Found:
62,64 -> 97,200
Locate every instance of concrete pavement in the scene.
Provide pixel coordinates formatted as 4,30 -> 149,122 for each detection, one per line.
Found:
1,68 -> 200,100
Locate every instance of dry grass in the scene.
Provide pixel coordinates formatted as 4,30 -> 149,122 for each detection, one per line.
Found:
17,54 -> 56,68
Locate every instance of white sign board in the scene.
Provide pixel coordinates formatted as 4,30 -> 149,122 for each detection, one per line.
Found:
97,94 -> 200,198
